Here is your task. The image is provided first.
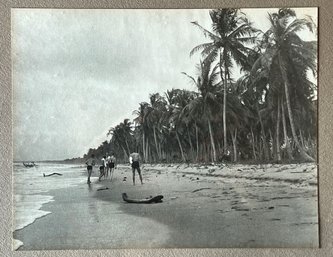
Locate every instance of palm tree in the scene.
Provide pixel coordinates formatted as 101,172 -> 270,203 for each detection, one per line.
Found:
164,89 -> 193,162
190,9 -> 259,154
251,8 -> 316,162
120,119 -> 133,155
147,93 -> 167,161
133,102 -> 150,162
107,119 -> 133,160
183,60 -> 220,162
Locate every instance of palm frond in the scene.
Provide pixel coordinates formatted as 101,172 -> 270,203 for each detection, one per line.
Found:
202,47 -> 219,66
236,35 -> 260,44
228,23 -> 260,39
283,18 -> 315,38
279,8 -> 296,18
190,42 -> 214,57
181,72 -> 197,86
191,21 -> 220,41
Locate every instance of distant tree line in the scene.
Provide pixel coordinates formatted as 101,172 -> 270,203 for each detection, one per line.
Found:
83,8 -> 317,164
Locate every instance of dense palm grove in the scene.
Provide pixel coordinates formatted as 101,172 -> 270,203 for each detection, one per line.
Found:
84,8 -> 317,164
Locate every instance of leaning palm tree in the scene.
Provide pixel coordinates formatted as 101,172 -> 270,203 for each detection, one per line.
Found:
133,102 -> 150,162
190,8 -> 259,154
107,119 -> 133,159
251,8 -> 317,162
107,125 -> 127,159
147,93 -> 167,161
183,60 -> 220,162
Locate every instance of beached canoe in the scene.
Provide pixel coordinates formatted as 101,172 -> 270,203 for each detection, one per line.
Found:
23,162 -> 37,168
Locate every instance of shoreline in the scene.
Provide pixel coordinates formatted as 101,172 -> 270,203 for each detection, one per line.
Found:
13,162 -> 319,250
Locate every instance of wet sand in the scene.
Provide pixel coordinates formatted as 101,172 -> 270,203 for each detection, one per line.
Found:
14,163 -> 319,250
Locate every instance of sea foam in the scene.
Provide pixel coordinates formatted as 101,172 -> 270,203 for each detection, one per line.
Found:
13,239 -> 24,251
14,194 -> 54,231
13,163 -> 87,249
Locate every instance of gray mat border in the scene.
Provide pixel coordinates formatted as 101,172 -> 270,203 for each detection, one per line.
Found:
1,0 -> 332,256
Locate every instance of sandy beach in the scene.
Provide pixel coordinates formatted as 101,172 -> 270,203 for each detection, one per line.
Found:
13,162 -> 319,250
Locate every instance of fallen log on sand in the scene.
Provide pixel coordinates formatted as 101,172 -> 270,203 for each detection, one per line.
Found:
122,193 -> 163,204
43,173 -> 63,177
97,187 -> 109,191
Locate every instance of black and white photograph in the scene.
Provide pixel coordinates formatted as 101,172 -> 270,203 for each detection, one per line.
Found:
12,7 -> 318,250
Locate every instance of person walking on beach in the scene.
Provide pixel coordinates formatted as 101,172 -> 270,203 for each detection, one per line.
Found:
129,152 -> 143,185
109,153 -> 117,181
105,153 -> 111,178
98,156 -> 107,181
85,154 -> 96,184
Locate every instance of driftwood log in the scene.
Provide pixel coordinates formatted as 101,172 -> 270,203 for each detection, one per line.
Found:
43,173 -> 63,177
122,193 -> 163,204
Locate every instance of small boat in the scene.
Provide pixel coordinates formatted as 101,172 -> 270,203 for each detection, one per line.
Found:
23,162 -> 37,168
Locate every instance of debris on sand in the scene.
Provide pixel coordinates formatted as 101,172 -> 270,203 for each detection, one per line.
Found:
43,173 -> 63,177
192,187 -> 211,193
122,193 -> 163,204
97,187 -> 109,191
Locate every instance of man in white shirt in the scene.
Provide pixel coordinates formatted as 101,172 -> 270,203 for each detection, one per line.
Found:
105,154 -> 111,178
129,152 -> 143,185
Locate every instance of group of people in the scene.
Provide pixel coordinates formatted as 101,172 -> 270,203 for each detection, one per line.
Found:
85,153 -> 117,184
85,152 -> 143,185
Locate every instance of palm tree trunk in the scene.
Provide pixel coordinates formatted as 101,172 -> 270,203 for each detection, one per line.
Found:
232,128 -> 238,162
158,142 -> 162,160
269,129 -> 274,159
250,126 -> 257,161
257,106 -> 269,160
207,119 -> 217,162
153,126 -> 161,160
223,63 -> 228,154
276,97 -> 281,162
176,131 -> 186,162
142,132 -> 146,162
124,137 -> 130,157
281,97 -> 293,160
121,146 -> 128,161
299,130 -> 305,148
205,142 -> 209,162
186,125 -> 194,161
145,138 -> 149,163
279,55 -> 315,162
195,122 -> 199,162
258,135 -> 265,160
219,53 -> 227,154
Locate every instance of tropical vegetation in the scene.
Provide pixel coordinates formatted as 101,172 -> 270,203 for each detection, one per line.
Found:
83,8 -> 317,164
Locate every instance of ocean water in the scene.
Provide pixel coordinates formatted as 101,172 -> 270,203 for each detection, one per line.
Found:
13,162 -> 172,250
13,162 -> 87,250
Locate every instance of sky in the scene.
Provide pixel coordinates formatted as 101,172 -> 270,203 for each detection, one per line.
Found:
12,8 -> 317,161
